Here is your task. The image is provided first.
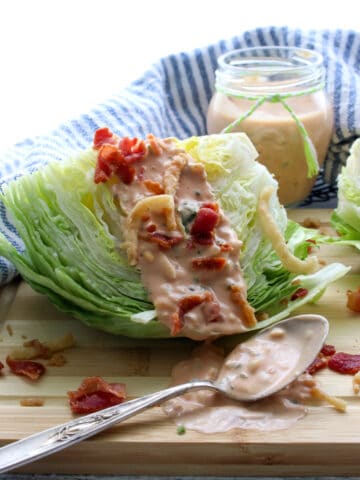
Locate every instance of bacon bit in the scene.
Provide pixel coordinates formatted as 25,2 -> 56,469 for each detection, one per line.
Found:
321,344 -> 336,356
68,376 -> 126,414
306,344 -> 336,375
20,398 -> 44,407
94,135 -> 147,185
6,356 -> 45,381
191,207 -> 219,236
328,352 -> 360,375
95,144 -> 136,185
93,127 -> 115,149
307,355 -> 328,375
229,284 -> 257,328
145,232 -> 183,249
143,179 -> 165,195
120,137 -> 147,163
290,287 -> 308,301
201,202 -> 219,213
0,361 -> 4,372
346,287 -> 360,313
145,223 -> 157,233
171,292 -> 214,335
146,133 -> 162,155
192,257 -> 226,271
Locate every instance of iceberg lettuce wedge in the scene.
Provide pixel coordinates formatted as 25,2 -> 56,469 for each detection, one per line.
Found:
0,133 -> 349,338
327,139 -> 360,249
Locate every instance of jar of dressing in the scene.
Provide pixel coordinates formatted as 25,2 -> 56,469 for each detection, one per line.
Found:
207,47 -> 334,206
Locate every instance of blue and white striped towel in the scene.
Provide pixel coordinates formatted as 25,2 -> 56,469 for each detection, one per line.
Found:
1,26 -> 359,285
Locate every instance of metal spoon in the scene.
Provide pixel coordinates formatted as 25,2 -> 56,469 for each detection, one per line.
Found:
0,314 -> 328,473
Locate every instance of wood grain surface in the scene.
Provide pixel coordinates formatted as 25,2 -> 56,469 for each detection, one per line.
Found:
0,208 -> 359,476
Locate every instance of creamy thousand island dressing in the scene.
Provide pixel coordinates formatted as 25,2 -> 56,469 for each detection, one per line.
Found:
93,128 -> 256,340
207,92 -> 333,206
164,325 -> 318,432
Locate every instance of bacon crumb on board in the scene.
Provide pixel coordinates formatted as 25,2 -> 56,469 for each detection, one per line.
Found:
306,343 -> 336,375
68,376 -> 126,414
20,398 -> 44,407
328,352 -> 360,374
6,356 -> 45,381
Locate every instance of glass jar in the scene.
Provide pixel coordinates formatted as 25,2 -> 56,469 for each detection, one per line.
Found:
207,47 -> 334,206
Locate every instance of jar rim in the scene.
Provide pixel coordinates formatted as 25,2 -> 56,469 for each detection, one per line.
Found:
218,46 -> 324,74
216,46 -> 324,94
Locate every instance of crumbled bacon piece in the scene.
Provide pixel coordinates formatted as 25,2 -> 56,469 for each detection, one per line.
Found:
290,287 -> 308,301
93,127 -> 115,149
192,257 -> 226,271
95,144 -> 136,185
93,130 -> 147,185
229,284 -> 257,327
6,356 -> 45,381
119,137 -> 147,164
200,202 -> 219,213
171,292 -> 214,335
320,344 -> 336,356
0,361 -> 4,372
306,343 -> 336,375
145,232 -> 183,249
191,207 -> 219,236
68,376 -> 126,414
143,179 -> 165,195
307,355 -> 328,375
328,352 -> 360,375
145,223 -> 157,233
346,287 -> 360,313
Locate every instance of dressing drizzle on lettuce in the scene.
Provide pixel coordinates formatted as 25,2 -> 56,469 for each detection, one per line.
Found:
0,131 -> 349,338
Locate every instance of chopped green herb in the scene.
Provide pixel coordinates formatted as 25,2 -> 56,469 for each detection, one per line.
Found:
177,425 -> 186,435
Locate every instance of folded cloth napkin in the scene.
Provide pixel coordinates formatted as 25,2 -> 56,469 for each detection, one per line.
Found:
0,26 -> 359,285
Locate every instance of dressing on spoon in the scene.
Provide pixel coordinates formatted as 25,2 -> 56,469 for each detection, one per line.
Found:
164,314 -> 329,432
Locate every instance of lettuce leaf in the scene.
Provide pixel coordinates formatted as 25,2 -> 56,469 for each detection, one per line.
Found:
328,139 -> 360,249
0,133 -> 349,338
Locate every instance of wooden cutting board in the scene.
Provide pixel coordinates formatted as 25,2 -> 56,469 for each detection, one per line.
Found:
1,208 -> 360,476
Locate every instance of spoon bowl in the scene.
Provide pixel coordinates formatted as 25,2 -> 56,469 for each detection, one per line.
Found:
0,314 -> 328,474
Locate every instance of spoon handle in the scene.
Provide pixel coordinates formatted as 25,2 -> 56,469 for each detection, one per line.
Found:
0,379 -> 214,474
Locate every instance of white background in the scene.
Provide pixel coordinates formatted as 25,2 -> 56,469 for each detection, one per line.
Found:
0,0 -> 358,153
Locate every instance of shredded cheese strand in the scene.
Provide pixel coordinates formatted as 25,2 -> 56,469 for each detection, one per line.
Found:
257,186 -> 319,274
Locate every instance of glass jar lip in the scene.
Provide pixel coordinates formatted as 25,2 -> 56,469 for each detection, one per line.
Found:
218,46 -> 324,75
216,46 -> 324,95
